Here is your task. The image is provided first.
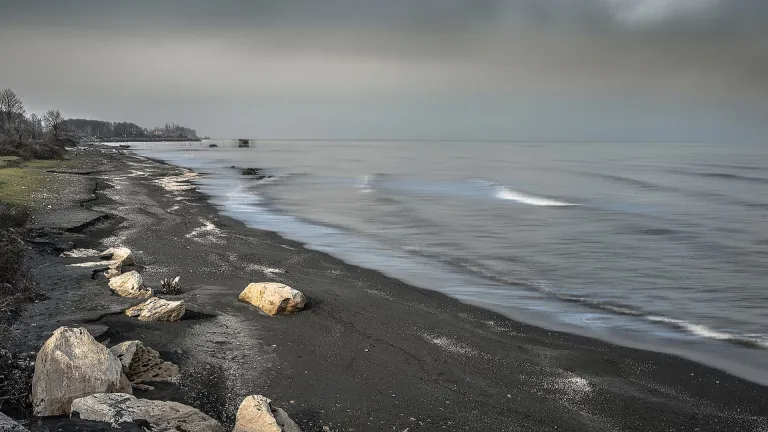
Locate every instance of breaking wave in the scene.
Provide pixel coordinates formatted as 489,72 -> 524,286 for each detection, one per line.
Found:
495,186 -> 577,207
646,316 -> 768,349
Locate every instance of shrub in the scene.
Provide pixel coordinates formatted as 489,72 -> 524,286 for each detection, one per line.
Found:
0,204 -> 30,230
160,276 -> 182,295
0,138 -> 65,160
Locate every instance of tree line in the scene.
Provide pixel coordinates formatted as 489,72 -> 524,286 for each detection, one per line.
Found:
0,88 -> 198,159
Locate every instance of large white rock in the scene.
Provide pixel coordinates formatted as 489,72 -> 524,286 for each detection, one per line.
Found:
31,327 -> 132,416
238,283 -> 307,315
71,393 -> 226,432
100,247 -> 135,268
109,340 -> 179,384
108,271 -> 152,298
234,395 -> 301,432
125,297 -> 185,322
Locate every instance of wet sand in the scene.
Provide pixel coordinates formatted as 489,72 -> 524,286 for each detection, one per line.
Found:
8,149 -> 768,431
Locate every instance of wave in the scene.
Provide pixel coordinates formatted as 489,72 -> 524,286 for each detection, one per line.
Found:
399,246 -> 768,351
495,186 -> 577,207
646,316 -> 768,349
698,172 -> 768,184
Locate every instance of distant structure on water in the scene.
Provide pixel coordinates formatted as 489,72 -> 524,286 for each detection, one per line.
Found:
238,139 -> 250,148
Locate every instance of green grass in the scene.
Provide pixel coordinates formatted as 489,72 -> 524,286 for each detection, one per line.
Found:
0,153 -> 90,207
0,167 -> 54,207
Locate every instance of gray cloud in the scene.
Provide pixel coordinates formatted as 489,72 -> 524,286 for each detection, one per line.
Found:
0,0 -> 766,139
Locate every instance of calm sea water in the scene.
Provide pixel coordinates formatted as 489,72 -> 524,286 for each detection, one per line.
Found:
132,140 -> 768,384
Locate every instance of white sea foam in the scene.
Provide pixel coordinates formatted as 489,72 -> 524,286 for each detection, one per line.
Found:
495,186 -> 576,207
154,171 -> 199,192
247,264 -> 285,277
60,249 -> 101,258
647,316 -> 768,349
358,175 -> 374,193
185,219 -> 226,244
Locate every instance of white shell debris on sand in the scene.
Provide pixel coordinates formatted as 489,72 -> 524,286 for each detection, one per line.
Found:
185,219 -> 226,244
420,333 -> 478,356
247,264 -> 285,277
545,374 -> 593,402
154,171 -> 199,192
363,288 -> 396,301
60,249 -> 101,258
67,261 -> 111,268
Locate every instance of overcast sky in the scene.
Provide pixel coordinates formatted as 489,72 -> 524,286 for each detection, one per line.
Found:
1,0 -> 766,141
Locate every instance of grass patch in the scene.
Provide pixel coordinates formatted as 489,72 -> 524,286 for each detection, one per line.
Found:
0,167 -> 54,207
0,153 -> 87,207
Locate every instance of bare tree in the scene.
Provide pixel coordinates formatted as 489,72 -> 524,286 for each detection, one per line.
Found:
42,109 -> 69,139
0,89 -> 26,138
27,113 -> 44,140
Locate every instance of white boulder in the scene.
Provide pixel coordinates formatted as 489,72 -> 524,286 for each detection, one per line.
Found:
108,271 -> 152,298
238,283 -> 307,315
125,297 -> 185,322
31,327 -> 131,416
100,247 -> 135,268
71,393 -> 225,432
234,395 -> 301,432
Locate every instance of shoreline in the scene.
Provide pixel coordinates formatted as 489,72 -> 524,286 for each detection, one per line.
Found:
137,148 -> 768,387
6,148 -> 768,430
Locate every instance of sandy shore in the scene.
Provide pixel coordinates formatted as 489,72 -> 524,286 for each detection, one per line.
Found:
6,149 -> 768,431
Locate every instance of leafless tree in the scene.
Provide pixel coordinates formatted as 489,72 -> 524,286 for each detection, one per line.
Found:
27,113 -> 44,140
0,89 -> 26,138
42,109 -> 69,139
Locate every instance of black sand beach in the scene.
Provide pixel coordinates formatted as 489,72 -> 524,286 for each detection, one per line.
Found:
5,149 -> 768,431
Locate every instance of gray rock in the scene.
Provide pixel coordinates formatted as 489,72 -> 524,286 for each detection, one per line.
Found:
71,393 -> 226,432
0,412 -> 28,431
31,327 -> 131,416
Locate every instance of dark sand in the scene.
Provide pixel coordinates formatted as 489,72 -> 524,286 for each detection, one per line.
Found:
5,149 -> 768,431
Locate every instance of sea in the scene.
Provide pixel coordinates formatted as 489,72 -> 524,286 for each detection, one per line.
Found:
129,139 -> 768,384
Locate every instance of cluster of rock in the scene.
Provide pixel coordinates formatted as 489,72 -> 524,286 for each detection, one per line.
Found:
30,327 -> 301,431
94,247 -> 187,322
45,245 -> 310,430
